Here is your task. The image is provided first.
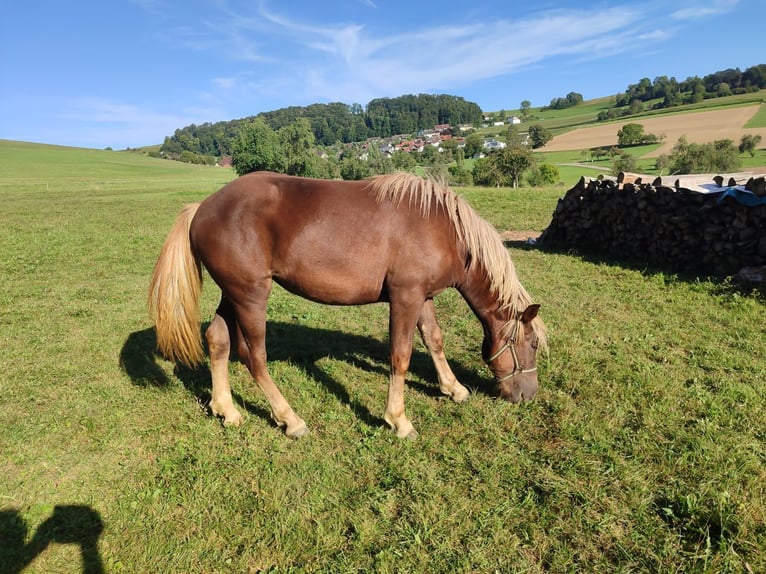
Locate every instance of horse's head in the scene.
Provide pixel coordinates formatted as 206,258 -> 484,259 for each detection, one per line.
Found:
484,304 -> 541,402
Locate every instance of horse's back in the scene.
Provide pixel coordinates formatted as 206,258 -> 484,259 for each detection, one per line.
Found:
190,172 -> 464,304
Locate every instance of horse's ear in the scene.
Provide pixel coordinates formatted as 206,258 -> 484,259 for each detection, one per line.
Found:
521,304 -> 540,323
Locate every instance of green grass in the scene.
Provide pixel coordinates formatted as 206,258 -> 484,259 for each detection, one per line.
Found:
745,103 -> 766,128
1,142 -> 765,572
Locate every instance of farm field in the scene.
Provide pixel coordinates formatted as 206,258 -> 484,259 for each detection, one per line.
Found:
541,104 -> 766,158
1,140 -> 765,572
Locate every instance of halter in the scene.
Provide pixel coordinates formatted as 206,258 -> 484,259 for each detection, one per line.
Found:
486,316 -> 537,383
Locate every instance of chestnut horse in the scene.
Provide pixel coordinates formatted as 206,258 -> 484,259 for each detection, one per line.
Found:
148,171 -> 547,438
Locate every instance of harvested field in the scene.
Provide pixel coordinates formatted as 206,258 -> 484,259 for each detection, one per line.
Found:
541,104 -> 766,157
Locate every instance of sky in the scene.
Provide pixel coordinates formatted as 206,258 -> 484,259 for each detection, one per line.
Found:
1,0 -> 763,150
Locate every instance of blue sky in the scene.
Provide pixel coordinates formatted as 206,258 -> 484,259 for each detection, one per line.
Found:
1,0 -> 762,149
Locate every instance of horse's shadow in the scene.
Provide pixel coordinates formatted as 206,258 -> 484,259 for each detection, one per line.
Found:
0,505 -> 104,574
119,321 -> 487,430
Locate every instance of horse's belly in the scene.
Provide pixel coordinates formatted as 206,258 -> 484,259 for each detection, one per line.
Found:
273,260 -> 386,305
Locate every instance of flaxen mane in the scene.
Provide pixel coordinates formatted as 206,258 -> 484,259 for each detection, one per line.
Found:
366,172 -> 547,351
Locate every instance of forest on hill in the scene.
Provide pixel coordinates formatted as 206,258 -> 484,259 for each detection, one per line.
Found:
159,94 -> 482,158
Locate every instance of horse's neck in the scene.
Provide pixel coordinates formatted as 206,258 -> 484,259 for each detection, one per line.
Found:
457,263 -> 509,335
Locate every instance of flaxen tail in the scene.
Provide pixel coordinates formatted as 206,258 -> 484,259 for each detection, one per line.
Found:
148,203 -> 204,367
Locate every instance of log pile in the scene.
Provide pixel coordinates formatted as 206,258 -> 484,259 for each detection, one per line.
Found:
538,174 -> 766,276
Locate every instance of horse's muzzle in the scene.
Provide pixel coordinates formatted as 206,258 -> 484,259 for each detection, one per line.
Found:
497,375 -> 539,403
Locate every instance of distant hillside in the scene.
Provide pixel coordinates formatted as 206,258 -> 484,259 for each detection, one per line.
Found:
159,94 -> 482,160
152,63 -> 765,163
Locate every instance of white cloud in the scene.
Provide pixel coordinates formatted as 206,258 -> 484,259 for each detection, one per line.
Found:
670,0 -> 739,20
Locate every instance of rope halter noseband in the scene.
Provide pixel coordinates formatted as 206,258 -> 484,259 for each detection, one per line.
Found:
486,316 -> 537,383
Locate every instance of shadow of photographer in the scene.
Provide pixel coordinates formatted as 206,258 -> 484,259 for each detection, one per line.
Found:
0,505 -> 104,573
119,320 -> 487,431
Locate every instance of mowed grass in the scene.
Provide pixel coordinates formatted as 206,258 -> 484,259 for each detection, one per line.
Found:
1,141 -> 765,572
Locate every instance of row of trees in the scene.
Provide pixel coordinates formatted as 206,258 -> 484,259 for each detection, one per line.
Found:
160,94 -> 482,160
656,134 -> 762,174
543,92 -> 584,111
590,132 -> 762,178
230,115 -> 559,189
601,64 -> 766,120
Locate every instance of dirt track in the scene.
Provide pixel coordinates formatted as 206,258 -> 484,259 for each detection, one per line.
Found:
541,104 -> 766,158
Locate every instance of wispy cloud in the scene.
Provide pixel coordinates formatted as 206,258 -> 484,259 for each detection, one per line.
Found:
141,0 -> 744,109
670,0 -> 739,20
136,0 -> 747,119
231,5 -> 645,103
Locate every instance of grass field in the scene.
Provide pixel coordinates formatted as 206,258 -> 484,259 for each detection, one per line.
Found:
1,140 -> 765,572
496,92 -> 766,137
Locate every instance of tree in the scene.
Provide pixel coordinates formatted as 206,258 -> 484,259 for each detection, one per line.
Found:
612,149 -> 638,174
504,124 -> 525,147
617,123 -> 646,146
655,154 -> 671,174
339,157 -> 372,180
739,134 -> 762,157
464,132 -> 484,158
473,146 -> 534,188
545,91 -> 584,110
365,143 -> 394,175
231,117 -> 285,176
496,146 -> 534,189
439,137 -> 459,162
527,124 -> 553,149
716,82 -> 732,97
392,150 -> 416,170
472,155 -> 507,187
589,146 -> 610,162
278,118 -> 320,177
520,100 -> 532,120
448,148 -> 472,185
420,144 -> 439,165
526,163 -> 559,187
628,99 -> 644,115
668,136 -> 741,174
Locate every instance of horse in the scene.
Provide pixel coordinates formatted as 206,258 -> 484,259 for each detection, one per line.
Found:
148,171 -> 547,438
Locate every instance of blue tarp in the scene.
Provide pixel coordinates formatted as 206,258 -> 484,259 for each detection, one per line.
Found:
716,187 -> 766,207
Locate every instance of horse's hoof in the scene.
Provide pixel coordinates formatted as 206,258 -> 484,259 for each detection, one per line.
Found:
403,428 -> 418,440
451,387 -> 470,403
222,414 -> 243,427
286,424 -> 309,439
392,424 -> 418,439
212,404 -> 243,427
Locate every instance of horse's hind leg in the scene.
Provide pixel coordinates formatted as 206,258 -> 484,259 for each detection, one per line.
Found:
417,299 -> 469,403
205,298 -> 243,426
234,283 -> 308,439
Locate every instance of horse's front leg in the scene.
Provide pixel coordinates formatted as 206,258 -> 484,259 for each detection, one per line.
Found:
384,299 -> 421,439
417,299 -> 469,403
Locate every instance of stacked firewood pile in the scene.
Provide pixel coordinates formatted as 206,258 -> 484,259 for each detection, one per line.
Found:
538,173 -> 766,276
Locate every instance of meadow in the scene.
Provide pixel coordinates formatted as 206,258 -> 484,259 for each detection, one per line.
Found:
1,139 -> 764,573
